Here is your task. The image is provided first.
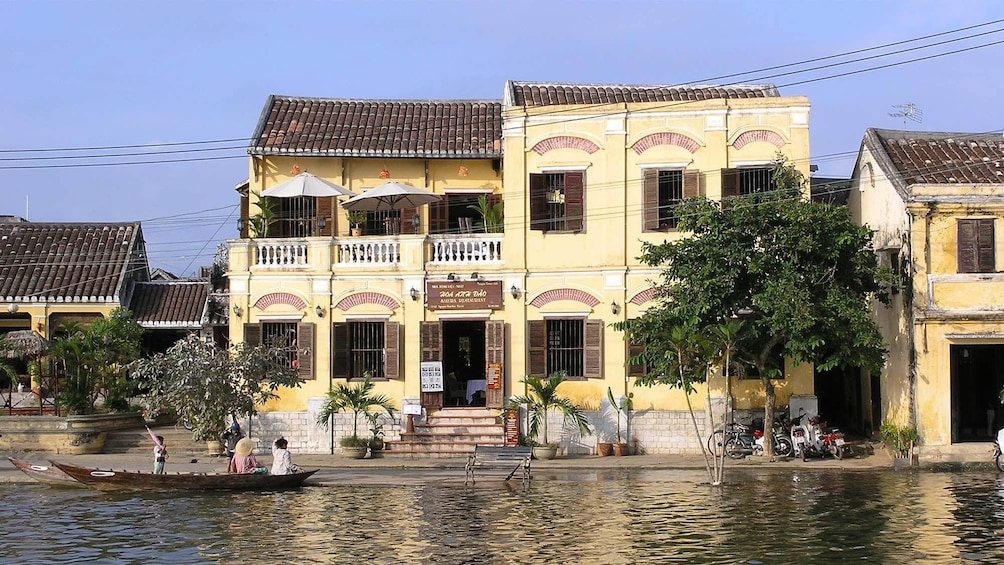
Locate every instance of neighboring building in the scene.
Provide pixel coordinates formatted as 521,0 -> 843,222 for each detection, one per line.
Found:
229,82 -> 812,454
849,128 -> 1004,462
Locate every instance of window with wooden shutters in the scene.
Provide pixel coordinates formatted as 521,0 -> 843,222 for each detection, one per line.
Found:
958,218 -> 995,273
240,194 -> 249,239
429,197 -> 450,234
296,323 -> 314,380
583,320 -> 603,379
721,167 -> 776,202
261,322 -> 299,370
399,208 -> 417,234
420,322 -> 442,362
644,169 -> 694,231
384,322 -> 400,379
275,196 -> 317,237
527,320 -> 547,376
243,323 -> 261,345
627,335 -> 647,378
317,197 -> 333,237
529,172 -> 585,232
547,319 -> 585,378
332,323 -> 349,378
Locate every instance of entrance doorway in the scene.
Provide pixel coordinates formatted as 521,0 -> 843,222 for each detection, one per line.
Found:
951,344 -> 1004,442
442,321 -> 486,407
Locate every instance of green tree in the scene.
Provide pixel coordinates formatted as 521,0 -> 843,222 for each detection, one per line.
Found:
131,335 -> 303,441
625,156 -> 889,459
315,376 -> 396,442
50,308 -> 144,414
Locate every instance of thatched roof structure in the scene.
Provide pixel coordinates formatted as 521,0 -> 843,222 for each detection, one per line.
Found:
0,330 -> 49,359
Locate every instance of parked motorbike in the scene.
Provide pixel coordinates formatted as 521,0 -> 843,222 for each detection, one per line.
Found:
719,421 -> 794,459
790,411 -> 845,461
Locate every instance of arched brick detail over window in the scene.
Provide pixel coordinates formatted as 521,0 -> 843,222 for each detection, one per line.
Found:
529,288 -> 601,308
335,291 -> 401,311
629,288 -> 658,305
530,136 -> 600,155
254,292 -> 307,310
631,132 -> 701,154
731,129 -> 786,150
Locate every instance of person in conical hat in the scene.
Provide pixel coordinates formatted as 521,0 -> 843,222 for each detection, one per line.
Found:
229,437 -> 260,474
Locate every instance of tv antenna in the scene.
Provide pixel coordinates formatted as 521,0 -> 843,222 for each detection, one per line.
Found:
889,103 -> 923,129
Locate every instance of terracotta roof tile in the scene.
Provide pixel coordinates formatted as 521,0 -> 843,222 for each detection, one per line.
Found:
505,81 -> 780,107
129,281 -> 209,328
0,222 -> 145,302
869,128 -> 1004,186
249,96 -> 502,158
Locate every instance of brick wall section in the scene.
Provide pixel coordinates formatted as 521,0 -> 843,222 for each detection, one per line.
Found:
254,292 -> 307,310
335,292 -> 400,311
530,135 -> 600,155
631,132 -> 700,154
252,410 -> 402,456
629,288 -> 657,305
529,288 -> 600,308
731,129 -> 786,150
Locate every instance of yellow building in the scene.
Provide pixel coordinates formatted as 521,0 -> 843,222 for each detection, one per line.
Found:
229,82 -> 813,454
849,128 -> 1004,463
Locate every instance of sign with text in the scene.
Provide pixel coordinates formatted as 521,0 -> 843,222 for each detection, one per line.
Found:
426,281 -> 503,310
504,407 -> 520,446
420,361 -> 444,392
486,363 -> 502,390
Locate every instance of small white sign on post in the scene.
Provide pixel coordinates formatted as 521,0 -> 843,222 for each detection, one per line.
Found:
420,361 -> 444,393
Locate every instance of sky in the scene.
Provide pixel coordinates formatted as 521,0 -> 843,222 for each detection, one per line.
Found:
3,1 -> 1004,276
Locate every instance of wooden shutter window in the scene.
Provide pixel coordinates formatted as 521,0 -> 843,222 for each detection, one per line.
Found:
564,171 -> 585,232
384,322 -> 400,379
683,170 -> 700,199
584,320 -> 603,379
957,219 -> 995,273
643,169 -> 659,232
243,323 -> 261,345
430,197 -> 449,234
977,219 -> 995,273
332,322 -> 349,379
420,321 -> 442,362
399,208 -> 417,234
721,168 -> 739,207
485,320 -> 506,409
240,194 -> 249,239
627,336 -> 646,378
296,323 -> 315,380
528,320 -> 546,376
317,197 -> 333,237
529,173 -> 547,231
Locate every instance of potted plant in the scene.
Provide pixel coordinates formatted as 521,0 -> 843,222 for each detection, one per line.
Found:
511,372 -> 592,460
365,410 -> 388,452
467,195 -> 504,233
248,190 -> 277,238
346,210 -> 367,236
607,386 -> 633,456
316,375 -> 396,459
880,421 -> 918,463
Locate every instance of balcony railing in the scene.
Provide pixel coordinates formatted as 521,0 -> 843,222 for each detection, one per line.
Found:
428,234 -> 503,264
255,240 -> 309,268
336,239 -> 401,266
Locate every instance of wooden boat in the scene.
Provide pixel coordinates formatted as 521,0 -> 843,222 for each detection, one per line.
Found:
8,457 -> 82,487
52,461 -> 318,491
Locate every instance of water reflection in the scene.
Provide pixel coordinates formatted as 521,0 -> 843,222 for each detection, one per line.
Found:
3,469 -> 1004,564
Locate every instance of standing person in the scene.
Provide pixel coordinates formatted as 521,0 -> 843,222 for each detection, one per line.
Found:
221,422 -> 244,461
153,436 -> 168,474
270,437 -> 301,475
229,437 -> 264,474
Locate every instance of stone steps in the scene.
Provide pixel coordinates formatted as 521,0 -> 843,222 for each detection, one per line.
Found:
103,427 -> 215,456
383,408 -> 507,457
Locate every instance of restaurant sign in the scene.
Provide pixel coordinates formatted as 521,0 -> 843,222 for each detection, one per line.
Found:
426,281 -> 503,310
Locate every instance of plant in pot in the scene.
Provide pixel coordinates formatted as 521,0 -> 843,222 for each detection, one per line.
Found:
607,386 -> 634,456
346,210 -> 367,236
365,410 -> 389,452
316,374 -> 396,459
880,421 -> 918,461
511,372 -> 592,460
467,195 -> 504,233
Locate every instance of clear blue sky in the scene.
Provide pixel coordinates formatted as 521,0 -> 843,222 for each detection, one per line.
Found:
3,1 -> 1003,275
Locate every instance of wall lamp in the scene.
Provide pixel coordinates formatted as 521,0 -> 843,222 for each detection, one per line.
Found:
315,305 -> 325,318
237,218 -> 246,233
610,301 -> 621,315
412,214 -> 421,230
232,305 -> 243,318
510,285 -> 521,299
447,273 -> 457,281
318,217 -> 327,231
410,287 -> 420,301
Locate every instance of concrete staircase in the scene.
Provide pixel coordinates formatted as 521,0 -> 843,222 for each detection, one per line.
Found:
103,426 -> 215,457
384,407 -> 505,457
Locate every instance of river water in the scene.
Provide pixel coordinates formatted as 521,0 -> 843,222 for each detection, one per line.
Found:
3,468 -> 1004,564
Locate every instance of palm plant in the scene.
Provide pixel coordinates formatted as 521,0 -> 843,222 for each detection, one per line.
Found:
316,376 -> 396,442
248,191 -> 277,238
512,372 -> 591,446
606,386 -> 633,444
467,195 -> 503,233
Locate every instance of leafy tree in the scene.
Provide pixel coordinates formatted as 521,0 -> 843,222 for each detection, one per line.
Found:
50,308 -> 144,414
624,156 -> 889,459
315,376 -> 396,442
131,335 -> 303,441
511,372 -> 592,446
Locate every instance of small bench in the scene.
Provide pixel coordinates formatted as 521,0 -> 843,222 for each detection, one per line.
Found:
465,445 -> 532,486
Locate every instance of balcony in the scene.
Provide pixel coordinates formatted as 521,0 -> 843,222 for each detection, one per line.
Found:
233,233 -> 504,272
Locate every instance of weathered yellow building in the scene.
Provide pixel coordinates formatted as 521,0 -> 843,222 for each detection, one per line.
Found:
229,82 -> 813,454
849,128 -> 1004,462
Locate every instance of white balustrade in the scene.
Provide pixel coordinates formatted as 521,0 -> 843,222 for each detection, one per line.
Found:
337,239 -> 401,266
254,240 -> 309,268
429,235 -> 503,264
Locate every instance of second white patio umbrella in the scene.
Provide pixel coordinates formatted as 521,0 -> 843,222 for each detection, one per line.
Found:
261,172 -> 356,198
341,181 -> 442,212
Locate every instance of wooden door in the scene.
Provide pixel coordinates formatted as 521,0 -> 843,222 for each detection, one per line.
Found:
420,321 -> 443,409
485,320 -> 505,409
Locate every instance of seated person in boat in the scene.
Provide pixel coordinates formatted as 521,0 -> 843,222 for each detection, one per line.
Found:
229,437 -> 267,474
270,437 -> 302,475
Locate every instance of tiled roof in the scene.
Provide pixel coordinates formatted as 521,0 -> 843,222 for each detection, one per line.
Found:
867,128 -> 1004,187
249,96 -> 503,158
504,80 -> 780,107
129,281 -> 208,328
811,177 -> 851,206
0,222 -> 145,302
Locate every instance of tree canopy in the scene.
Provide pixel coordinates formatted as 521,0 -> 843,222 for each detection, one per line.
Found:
622,157 -> 890,458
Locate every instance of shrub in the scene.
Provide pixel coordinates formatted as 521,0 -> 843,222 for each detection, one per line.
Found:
880,422 -> 918,457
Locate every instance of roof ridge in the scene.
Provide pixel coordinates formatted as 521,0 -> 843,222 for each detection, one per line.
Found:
268,95 -> 502,104
507,80 -> 778,90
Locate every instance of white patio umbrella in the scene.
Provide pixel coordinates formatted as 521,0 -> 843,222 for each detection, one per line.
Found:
341,181 -> 442,212
260,172 -> 356,198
